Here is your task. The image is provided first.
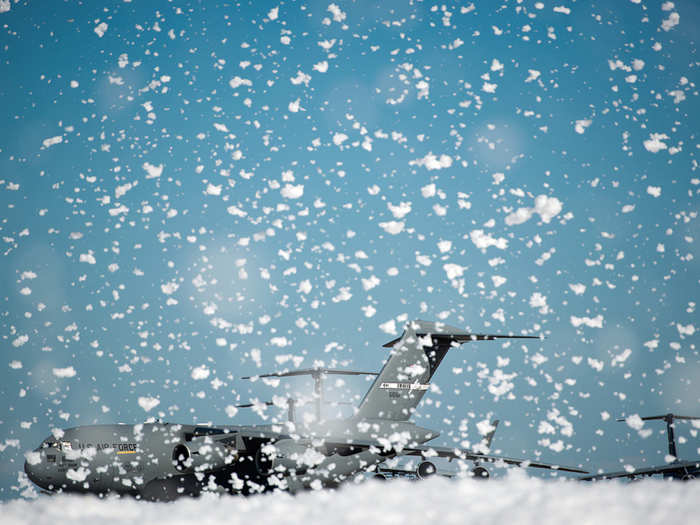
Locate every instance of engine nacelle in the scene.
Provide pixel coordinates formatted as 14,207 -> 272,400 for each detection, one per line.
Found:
416,461 -> 437,479
471,466 -> 490,480
172,444 -> 191,472
255,445 -> 274,476
172,440 -> 234,473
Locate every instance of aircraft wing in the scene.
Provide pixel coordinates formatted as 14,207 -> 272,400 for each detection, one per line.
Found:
209,427 -> 294,450
580,459 -> 700,481
397,444 -> 587,473
209,429 -> 586,474
321,439 -> 587,474
376,466 -> 455,479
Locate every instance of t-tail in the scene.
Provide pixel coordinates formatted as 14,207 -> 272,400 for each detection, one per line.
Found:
616,413 -> 700,461
354,320 -> 539,421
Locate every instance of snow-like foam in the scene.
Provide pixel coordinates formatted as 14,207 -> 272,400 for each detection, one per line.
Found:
3,475 -> 698,525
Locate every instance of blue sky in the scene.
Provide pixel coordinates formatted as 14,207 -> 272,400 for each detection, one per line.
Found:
0,0 -> 698,497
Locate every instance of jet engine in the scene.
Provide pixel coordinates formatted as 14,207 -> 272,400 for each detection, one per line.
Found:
254,445 -> 274,476
172,440 -> 234,473
172,444 -> 191,472
471,466 -> 490,480
416,461 -> 437,479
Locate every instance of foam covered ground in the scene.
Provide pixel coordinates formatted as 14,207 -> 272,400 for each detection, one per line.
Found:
3,474 -> 698,525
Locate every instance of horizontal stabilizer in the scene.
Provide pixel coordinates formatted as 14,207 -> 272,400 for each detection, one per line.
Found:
236,401 -> 279,408
382,320 -> 540,348
616,413 -> 700,422
616,413 -> 700,460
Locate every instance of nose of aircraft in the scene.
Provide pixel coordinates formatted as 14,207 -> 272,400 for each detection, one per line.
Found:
24,452 -> 46,489
24,457 -> 37,483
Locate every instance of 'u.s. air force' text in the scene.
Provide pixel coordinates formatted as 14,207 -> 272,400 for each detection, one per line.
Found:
61,442 -> 138,454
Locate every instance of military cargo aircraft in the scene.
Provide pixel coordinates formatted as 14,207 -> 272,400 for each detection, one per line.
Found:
580,413 -> 700,481
24,320 -> 586,500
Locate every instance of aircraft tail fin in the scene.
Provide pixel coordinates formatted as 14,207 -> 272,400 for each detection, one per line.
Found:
617,413 -> 700,460
354,320 -> 539,422
483,419 -> 500,449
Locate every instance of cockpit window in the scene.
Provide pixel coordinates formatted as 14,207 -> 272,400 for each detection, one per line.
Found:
193,427 -> 226,436
47,455 -> 56,463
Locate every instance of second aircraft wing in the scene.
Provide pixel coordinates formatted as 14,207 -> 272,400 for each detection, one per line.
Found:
321,438 -> 587,474
580,459 -> 700,480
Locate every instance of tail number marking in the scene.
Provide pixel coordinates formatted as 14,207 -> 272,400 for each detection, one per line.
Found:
379,382 -> 429,391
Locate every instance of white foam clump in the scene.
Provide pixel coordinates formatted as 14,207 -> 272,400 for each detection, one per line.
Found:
505,195 -> 563,226
142,162 -> 163,179
643,133 -> 669,153
66,468 -> 89,483
94,22 -> 108,38
470,229 -> 508,251
661,11 -> 679,32
281,184 -> 304,199
379,319 -> 397,335
387,202 -> 411,219
4,475 -> 700,525
574,119 -> 592,134
79,253 -> 96,264
570,314 -> 604,328
443,263 -> 464,280
332,133 -> 348,146
229,76 -> 252,89
378,221 -> 404,235
137,397 -> 159,412
409,153 -> 452,171
42,136 -> 63,148
191,365 -> 210,380
160,281 -> 179,295
569,283 -> 586,295
12,335 -> 29,348
52,367 -> 76,378
624,414 -> 645,430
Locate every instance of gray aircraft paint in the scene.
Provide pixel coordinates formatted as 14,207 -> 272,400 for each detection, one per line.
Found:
25,320 -> 574,500
355,321 -> 468,421
25,423 -> 234,497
